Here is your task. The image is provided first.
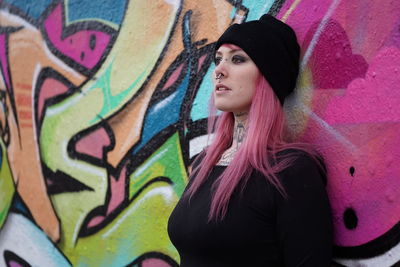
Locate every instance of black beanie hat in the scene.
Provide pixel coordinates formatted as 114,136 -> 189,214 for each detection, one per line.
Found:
215,14 -> 300,104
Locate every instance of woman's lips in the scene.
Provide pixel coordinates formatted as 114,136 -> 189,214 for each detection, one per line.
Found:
215,84 -> 232,92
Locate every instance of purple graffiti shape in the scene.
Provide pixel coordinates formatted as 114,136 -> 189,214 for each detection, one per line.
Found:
305,19 -> 368,89
43,3 -> 111,69
386,17 -> 400,49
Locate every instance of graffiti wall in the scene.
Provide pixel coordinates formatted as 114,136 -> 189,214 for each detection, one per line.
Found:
0,0 -> 398,266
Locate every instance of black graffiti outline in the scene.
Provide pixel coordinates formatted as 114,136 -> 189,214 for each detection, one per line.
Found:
67,119 -> 116,169
126,251 -> 179,267
79,175 -> 173,237
75,4 -> 247,236
33,68 -> 95,194
4,250 -> 31,267
58,0 -> 185,235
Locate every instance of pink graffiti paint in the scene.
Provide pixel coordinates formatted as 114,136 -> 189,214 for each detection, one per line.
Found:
278,0 -> 333,44
43,3 -> 111,69
87,215 -> 104,228
161,53 -> 208,91
342,0 -> 400,60
75,126 -> 112,160
87,163 -> 128,228
279,0 -> 400,250
37,77 -> 70,121
321,47 -> 400,246
304,19 -> 368,89
307,121 -> 400,247
325,47 -> 400,124
107,164 -> 127,214
142,258 -> 173,267
197,54 -> 207,73
8,261 -> 25,267
0,34 -> 11,92
162,64 -> 183,91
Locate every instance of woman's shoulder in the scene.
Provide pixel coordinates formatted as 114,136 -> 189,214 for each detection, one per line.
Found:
276,148 -> 328,192
277,148 -> 325,172
276,147 -> 315,159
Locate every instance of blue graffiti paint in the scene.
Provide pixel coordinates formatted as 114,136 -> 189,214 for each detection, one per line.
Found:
66,0 -> 127,27
190,66 -> 213,122
242,0 -> 276,20
134,69 -> 190,153
133,69 -> 190,153
11,194 -> 30,217
133,11 -> 194,153
191,0 -> 277,122
2,0 -> 53,20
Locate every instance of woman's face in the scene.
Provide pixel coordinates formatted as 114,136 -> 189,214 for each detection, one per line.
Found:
213,45 -> 259,114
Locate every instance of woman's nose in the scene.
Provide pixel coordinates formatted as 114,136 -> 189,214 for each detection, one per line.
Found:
214,60 -> 228,78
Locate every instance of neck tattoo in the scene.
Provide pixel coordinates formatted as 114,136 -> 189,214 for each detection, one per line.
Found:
217,121 -> 247,166
216,113 -> 248,166
233,122 -> 246,149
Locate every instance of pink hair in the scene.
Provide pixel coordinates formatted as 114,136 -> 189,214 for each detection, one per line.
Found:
186,46 -> 318,221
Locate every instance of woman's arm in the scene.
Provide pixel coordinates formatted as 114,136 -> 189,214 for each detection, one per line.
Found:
276,153 -> 333,267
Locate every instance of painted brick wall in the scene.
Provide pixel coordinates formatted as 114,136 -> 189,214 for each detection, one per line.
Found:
0,0 -> 398,266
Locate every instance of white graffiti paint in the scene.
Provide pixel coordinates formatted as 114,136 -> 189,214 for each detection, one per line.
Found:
335,241 -> 400,267
0,213 -> 70,267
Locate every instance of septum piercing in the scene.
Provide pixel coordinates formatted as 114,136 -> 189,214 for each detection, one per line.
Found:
216,73 -> 224,80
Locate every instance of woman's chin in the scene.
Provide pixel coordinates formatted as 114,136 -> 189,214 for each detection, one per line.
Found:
215,105 -> 232,113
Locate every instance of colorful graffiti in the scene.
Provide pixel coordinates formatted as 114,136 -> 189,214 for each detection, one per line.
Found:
0,0 -> 398,266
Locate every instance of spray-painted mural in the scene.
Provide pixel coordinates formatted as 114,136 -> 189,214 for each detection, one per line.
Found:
0,0 -> 398,266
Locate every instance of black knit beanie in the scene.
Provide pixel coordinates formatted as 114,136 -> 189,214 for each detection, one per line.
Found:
215,14 -> 300,104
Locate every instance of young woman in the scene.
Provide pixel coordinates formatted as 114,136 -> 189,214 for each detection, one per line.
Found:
168,14 -> 333,267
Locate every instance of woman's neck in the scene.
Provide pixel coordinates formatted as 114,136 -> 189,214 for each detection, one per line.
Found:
231,111 -> 248,149
216,111 -> 249,166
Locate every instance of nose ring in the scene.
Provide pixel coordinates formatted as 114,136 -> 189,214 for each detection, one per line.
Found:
216,73 -> 224,81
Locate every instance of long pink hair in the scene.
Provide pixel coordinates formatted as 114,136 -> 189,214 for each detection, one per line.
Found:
186,49 -> 319,221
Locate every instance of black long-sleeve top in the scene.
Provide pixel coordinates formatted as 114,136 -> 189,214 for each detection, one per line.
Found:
168,152 -> 333,267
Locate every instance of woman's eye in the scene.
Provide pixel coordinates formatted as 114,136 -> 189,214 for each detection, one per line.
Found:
232,55 -> 245,64
214,57 -> 222,65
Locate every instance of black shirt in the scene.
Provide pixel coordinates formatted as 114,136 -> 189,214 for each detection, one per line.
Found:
168,152 -> 332,267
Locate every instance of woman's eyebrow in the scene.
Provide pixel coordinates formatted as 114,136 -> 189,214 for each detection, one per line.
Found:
228,49 -> 242,53
215,49 -> 243,56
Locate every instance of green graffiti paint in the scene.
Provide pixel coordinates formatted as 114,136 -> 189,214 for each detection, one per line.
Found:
57,132 -> 186,266
129,132 -> 188,199
90,60 -> 149,124
65,180 -> 180,266
0,140 -> 15,229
